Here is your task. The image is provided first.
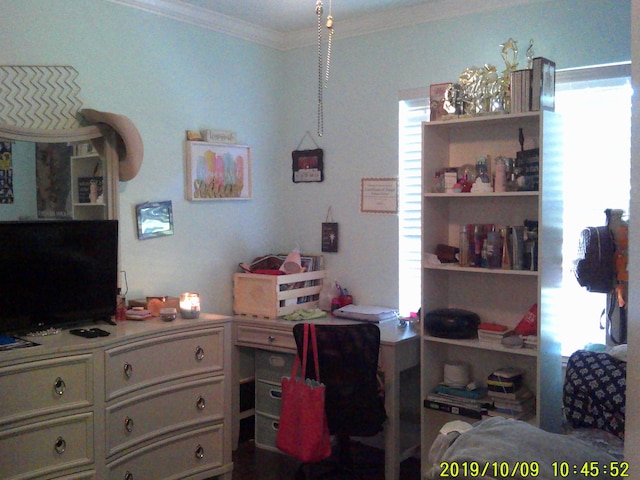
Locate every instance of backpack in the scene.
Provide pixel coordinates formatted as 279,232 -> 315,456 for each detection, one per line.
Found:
573,225 -> 616,293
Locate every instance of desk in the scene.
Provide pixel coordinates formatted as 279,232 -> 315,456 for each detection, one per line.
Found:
232,316 -> 420,480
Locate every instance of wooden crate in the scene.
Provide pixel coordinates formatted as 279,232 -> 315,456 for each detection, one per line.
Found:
233,270 -> 325,319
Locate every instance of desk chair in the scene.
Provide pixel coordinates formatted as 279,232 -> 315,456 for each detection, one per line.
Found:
292,322 -> 387,479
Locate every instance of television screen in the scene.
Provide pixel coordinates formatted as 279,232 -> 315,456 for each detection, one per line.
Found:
0,220 -> 118,334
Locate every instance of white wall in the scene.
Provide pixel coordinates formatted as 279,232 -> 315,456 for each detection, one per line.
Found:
1,0 -> 285,313
0,0 -> 631,317
278,0 -> 631,308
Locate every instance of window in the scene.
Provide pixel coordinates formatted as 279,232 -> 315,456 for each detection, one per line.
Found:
555,64 -> 631,355
397,65 -> 631,354
398,94 -> 429,317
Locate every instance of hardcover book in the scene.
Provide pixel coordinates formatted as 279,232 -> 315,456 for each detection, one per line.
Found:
531,57 -> 556,111
423,397 -> 485,420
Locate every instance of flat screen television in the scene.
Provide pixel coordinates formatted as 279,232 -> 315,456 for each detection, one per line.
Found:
0,220 -> 119,334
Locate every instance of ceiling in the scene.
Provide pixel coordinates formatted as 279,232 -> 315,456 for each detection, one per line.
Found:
111,0 -> 542,50
176,0 -> 434,34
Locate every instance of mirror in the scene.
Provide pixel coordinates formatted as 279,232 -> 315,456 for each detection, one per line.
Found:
0,124 -> 119,221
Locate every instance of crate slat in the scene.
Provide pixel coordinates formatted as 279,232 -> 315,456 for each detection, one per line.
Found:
233,270 -> 326,319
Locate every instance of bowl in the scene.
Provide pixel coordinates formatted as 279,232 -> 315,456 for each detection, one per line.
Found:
159,307 -> 177,322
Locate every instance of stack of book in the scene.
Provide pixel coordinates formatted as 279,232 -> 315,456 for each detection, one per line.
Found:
510,57 -> 556,113
423,383 -> 493,420
477,323 -> 510,345
125,308 -> 153,320
485,367 -> 535,420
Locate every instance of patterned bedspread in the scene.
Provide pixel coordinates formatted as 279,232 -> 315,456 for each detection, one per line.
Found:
563,350 -> 626,439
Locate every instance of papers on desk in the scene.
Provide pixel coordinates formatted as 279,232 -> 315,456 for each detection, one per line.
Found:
332,304 -> 398,323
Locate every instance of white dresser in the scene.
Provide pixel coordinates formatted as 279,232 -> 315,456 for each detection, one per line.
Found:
0,314 -> 233,480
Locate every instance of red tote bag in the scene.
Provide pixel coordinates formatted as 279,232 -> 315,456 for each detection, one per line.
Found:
276,323 -> 331,462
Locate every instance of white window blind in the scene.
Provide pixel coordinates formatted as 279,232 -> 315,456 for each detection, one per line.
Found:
398,97 -> 429,316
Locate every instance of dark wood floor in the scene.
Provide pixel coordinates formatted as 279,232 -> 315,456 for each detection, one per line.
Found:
231,439 -> 421,480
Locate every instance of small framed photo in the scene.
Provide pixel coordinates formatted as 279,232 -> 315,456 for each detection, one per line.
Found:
292,148 -> 324,183
185,142 -> 251,200
136,200 -> 174,240
430,83 -> 452,121
322,222 -> 339,252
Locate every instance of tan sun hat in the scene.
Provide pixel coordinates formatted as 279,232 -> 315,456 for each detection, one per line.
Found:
80,108 -> 144,181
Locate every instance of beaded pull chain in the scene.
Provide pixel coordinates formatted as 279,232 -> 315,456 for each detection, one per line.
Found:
315,0 -> 334,137
316,0 -> 324,137
325,0 -> 334,88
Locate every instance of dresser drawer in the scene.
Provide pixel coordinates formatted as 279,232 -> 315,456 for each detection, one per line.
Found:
255,379 -> 283,417
236,324 -> 296,351
106,424 -> 224,480
0,354 -> 93,426
254,411 -> 280,452
0,413 -> 94,480
255,349 -> 295,383
105,327 -> 224,401
105,377 -> 224,457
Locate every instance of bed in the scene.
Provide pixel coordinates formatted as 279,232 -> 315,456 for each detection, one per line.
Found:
426,348 -> 627,480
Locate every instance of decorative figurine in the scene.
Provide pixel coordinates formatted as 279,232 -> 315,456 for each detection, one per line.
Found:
500,38 -> 519,73
526,39 -> 535,69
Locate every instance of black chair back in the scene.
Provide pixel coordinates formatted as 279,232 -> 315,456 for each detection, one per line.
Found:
292,322 -> 386,437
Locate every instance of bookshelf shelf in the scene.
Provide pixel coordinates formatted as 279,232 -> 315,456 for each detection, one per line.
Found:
420,111 -> 565,453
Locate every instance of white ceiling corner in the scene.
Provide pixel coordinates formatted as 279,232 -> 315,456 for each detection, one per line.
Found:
106,0 -> 551,51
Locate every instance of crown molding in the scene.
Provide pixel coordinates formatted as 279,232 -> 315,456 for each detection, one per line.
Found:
286,0 -> 550,49
107,0 -> 550,51
106,0 -> 288,49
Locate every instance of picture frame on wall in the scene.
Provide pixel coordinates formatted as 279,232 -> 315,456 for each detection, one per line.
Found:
360,177 -> 398,214
292,148 -> 324,183
136,200 -> 174,240
185,142 -> 251,200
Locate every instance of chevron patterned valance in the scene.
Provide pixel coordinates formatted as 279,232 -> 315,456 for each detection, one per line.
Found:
0,65 -> 83,130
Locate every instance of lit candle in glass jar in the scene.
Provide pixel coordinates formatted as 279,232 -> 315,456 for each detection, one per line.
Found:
180,292 -> 200,319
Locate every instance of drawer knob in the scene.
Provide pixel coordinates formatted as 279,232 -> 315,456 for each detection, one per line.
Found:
54,436 -> 66,455
123,362 -> 133,379
124,471 -> 134,480
124,416 -> 134,433
53,377 -> 66,396
195,444 -> 205,460
195,346 -> 205,361
196,395 -> 206,410
268,335 -> 275,343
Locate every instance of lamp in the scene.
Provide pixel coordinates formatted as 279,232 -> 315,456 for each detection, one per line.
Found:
180,292 -> 201,319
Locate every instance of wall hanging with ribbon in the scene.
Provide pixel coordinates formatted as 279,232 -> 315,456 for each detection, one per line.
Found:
322,206 -> 338,252
292,131 -> 324,183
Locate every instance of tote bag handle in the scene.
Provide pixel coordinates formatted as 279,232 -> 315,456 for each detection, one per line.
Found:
291,323 -> 321,382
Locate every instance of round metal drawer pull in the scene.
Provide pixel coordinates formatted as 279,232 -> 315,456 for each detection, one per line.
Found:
195,445 -> 205,459
54,436 -> 66,455
195,346 -> 205,361
53,377 -> 66,396
268,335 -> 275,343
123,362 -> 133,379
196,395 -> 206,410
124,416 -> 134,433
124,471 -> 134,480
